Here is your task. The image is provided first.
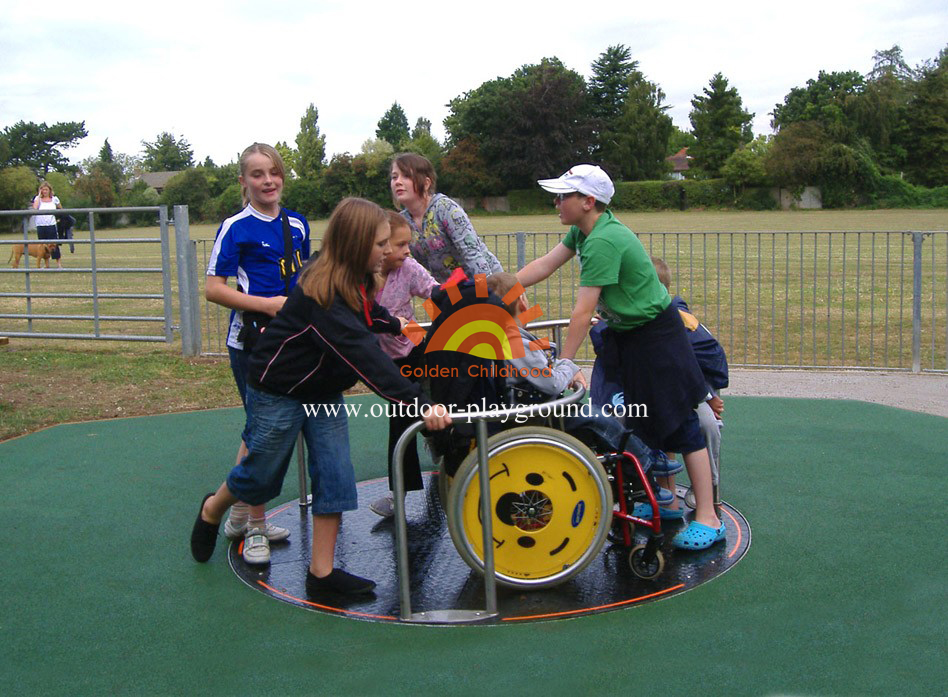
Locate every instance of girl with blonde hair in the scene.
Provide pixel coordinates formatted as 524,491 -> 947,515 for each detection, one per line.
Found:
192,197 -> 451,596
204,142 -> 310,564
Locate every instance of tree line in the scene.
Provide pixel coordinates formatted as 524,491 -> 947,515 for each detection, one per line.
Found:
1,43 -> 945,222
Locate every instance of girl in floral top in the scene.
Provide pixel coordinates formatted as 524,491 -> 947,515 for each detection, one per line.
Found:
369,212 -> 439,517
390,153 -> 502,283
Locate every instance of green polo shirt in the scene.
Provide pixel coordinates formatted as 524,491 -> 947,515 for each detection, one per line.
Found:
562,210 -> 670,330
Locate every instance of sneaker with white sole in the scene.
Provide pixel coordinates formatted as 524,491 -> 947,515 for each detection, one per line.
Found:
224,517 -> 290,541
242,528 -> 271,565
684,486 -> 696,509
655,486 -> 675,506
369,494 -> 394,518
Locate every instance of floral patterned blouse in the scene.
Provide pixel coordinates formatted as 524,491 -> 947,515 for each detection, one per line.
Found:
400,193 -> 503,283
375,257 -> 438,360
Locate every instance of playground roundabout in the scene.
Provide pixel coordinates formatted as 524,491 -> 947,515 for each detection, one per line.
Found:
229,473 -> 751,624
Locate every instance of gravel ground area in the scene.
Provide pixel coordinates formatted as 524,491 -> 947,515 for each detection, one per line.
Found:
726,369 -> 947,418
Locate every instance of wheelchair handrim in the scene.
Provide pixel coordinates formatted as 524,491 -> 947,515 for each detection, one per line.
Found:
447,430 -> 613,589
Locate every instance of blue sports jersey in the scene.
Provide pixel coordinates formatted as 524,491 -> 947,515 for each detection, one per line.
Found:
206,204 -> 311,349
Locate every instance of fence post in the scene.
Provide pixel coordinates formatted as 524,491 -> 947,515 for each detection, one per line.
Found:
174,206 -> 201,356
516,231 -> 526,270
89,212 -> 100,337
159,206 -> 174,342
910,231 -> 925,373
21,216 -> 33,333
188,238 -> 202,353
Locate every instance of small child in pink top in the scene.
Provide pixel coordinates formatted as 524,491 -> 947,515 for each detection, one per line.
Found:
370,212 -> 438,517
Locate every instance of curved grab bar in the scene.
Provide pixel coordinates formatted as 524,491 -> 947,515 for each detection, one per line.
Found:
436,384 -> 586,424
391,385 -> 586,622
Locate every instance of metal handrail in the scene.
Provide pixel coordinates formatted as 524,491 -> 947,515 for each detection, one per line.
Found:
0,239 -> 160,244
0,206 -> 165,217
390,386 -> 586,623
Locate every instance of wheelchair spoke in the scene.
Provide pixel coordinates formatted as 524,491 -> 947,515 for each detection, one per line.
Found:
511,490 -> 552,531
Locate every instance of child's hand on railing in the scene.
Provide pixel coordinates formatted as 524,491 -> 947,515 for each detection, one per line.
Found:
423,404 -> 452,430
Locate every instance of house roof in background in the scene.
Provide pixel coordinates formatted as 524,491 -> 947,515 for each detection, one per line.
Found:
127,171 -> 180,190
665,148 -> 691,173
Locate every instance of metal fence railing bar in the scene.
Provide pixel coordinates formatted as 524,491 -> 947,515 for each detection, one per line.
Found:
194,229 -> 946,373
0,206 -> 198,351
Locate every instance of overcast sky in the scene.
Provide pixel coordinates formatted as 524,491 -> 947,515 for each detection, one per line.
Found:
1,0 -> 945,168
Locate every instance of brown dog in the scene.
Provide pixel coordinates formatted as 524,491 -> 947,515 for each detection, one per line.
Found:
7,243 -> 57,269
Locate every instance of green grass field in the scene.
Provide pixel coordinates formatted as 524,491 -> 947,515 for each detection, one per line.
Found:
2,208 -> 946,368
205,209 -> 947,368
1,208 -> 945,441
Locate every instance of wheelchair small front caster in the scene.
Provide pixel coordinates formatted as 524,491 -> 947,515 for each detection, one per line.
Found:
628,544 -> 664,580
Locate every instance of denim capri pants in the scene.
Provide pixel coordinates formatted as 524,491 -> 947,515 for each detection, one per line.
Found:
228,345 -> 252,444
226,386 -> 358,514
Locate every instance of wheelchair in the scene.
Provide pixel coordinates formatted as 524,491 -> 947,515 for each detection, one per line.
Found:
393,278 -> 667,597
441,403 -> 668,589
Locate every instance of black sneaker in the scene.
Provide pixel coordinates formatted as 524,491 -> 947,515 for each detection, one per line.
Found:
190,493 -> 220,562
305,568 -> 376,596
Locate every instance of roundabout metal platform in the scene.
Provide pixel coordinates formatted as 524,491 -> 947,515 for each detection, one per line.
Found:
229,472 -> 751,624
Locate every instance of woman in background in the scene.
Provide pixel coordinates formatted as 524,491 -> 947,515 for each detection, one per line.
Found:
32,181 -> 63,268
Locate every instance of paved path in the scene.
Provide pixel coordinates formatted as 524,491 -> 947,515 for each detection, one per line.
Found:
727,369 -> 947,418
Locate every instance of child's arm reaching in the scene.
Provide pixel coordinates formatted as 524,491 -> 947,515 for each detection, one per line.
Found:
561,286 -> 600,360
406,258 -> 438,300
508,333 -> 583,397
367,300 -> 404,335
516,243 -> 574,288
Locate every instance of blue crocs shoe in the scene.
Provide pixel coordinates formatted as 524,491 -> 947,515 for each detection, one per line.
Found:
633,502 -> 685,520
672,520 -> 727,550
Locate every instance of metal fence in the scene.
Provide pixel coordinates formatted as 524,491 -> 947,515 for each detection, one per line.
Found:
0,205 -> 201,354
634,230 -> 947,373
196,229 -> 947,373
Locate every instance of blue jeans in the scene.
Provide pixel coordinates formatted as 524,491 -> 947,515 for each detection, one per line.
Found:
226,387 -> 357,514
228,346 -> 251,444
228,346 -> 250,406
562,405 -> 658,472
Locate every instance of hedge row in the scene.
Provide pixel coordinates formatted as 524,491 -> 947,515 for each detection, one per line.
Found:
506,188 -> 551,212
869,176 -> 948,208
506,179 -> 778,213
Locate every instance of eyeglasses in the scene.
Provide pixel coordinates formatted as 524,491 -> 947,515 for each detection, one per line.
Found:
554,192 -> 581,203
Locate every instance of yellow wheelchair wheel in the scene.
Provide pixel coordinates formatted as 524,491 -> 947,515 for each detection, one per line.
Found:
446,427 -> 613,589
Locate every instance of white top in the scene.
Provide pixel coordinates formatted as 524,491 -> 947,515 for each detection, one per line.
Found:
33,196 -> 61,227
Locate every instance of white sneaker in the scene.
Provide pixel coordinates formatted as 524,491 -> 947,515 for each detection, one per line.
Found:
683,487 -> 696,509
224,517 -> 290,541
242,528 -> 271,565
369,494 -> 395,518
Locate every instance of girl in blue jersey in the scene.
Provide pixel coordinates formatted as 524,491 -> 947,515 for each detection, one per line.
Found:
191,197 -> 452,597
204,143 -> 310,564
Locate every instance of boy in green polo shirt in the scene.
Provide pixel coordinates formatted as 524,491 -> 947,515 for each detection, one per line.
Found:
516,164 -> 724,550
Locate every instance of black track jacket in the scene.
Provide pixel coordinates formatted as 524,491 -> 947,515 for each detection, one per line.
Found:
247,284 -> 432,408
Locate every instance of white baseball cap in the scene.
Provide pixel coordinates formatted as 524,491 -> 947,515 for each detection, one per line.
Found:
537,164 -> 615,205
